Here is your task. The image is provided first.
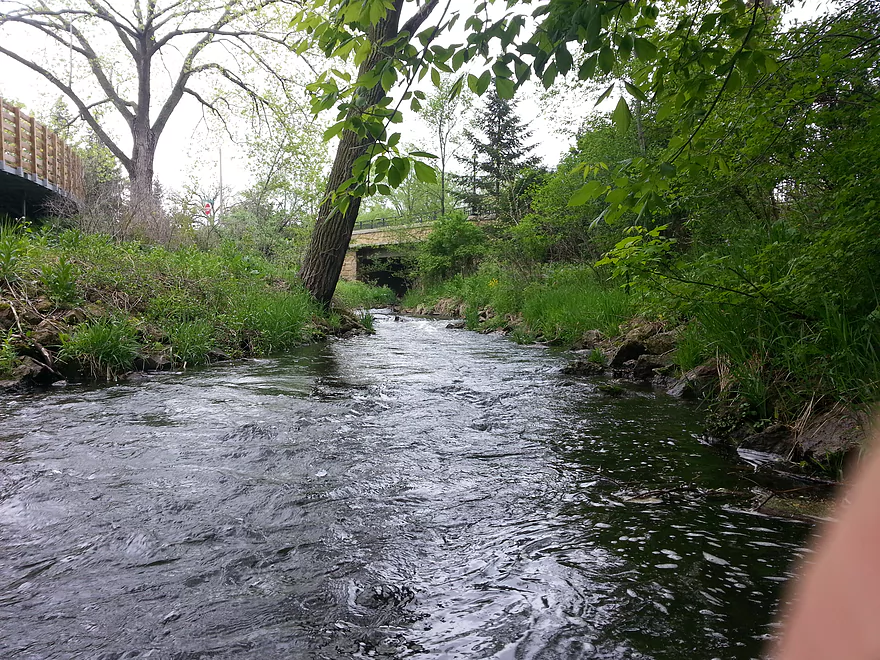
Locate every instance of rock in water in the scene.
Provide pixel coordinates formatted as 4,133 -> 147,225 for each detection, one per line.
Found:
610,340 -> 646,367
561,359 -> 605,376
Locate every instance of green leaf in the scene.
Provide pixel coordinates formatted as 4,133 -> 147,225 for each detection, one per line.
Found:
322,121 -> 346,141
476,70 -> 491,95
495,76 -> 515,99
541,63 -> 558,89
381,67 -> 397,92
633,38 -> 658,62
598,46 -> 615,74
606,187 -> 629,206
467,73 -> 480,94
595,83 -> 615,106
568,180 -> 605,206
612,97 -> 632,134
413,160 -> 437,184
492,60 -> 512,78
409,150 -> 438,159
555,46 -> 573,75
656,102 -> 674,122
578,55 -> 597,80
659,161 -> 676,177
624,81 -> 648,103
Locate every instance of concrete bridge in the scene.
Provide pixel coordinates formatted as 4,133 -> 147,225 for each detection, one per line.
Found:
341,213 -> 437,294
0,97 -> 84,218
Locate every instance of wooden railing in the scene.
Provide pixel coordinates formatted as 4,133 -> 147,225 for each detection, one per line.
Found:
353,211 -> 440,231
0,97 -> 84,201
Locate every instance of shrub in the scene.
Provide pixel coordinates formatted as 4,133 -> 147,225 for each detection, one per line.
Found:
419,212 -> 486,281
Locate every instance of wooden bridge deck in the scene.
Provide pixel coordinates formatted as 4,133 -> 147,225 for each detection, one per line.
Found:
0,97 -> 84,216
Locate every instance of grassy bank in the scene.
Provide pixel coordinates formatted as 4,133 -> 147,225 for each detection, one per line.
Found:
404,260 -> 879,436
333,280 -> 397,310
403,263 -> 633,344
0,224 -> 381,385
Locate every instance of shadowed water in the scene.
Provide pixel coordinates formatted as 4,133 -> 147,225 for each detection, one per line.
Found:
0,314 -> 812,659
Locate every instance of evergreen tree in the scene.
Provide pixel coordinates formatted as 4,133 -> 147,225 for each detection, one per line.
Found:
455,90 -> 539,220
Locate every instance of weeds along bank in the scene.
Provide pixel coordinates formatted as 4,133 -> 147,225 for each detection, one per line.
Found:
0,224 -> 392,390
403,261 -> 878,475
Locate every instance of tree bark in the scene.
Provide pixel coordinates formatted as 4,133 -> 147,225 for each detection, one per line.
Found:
299,0 -> 439,306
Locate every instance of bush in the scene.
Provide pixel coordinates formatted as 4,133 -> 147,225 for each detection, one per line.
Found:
418,212 -> 486,282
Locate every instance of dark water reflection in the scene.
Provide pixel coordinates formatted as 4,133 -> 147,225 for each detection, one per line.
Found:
0,314 -> 812,659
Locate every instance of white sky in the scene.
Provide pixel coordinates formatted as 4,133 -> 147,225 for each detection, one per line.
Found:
0,0 -> 830,201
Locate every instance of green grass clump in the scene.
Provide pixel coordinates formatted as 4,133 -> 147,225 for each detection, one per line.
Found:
334,280 -> 397,309
167,320 -> 215,367
518,267 -> 631,342
227,288 -> 317,354
357,311 -> 376,333
58,318 -> 140,380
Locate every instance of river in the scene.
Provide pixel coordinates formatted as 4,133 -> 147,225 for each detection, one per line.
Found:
0,313 -> 813,659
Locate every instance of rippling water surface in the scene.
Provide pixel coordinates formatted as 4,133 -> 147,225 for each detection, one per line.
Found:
0,314 -> 813,659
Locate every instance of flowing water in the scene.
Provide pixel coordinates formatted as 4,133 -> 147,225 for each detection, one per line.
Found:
0,314 -> 814,659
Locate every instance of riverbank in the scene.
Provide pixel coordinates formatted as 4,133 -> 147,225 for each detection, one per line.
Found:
0,226 -> 392,391
402,265 -> 874,480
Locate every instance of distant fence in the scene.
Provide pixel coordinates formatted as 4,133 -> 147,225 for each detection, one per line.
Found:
0,97 -> 84,201
353,211 -> 440,231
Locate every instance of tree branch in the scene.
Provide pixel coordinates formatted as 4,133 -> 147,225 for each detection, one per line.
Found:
0,43 -> 131,171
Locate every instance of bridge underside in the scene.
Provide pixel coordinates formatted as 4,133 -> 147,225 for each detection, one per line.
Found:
0,167 -> 68,219
343,245 -> 414,297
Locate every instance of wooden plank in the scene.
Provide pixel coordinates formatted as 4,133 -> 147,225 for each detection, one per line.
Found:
0,98 -> 6,168
52,133 -> 58,185
28,113 -> 37,175
12,105 -> 22,170
41,123 -> 48,179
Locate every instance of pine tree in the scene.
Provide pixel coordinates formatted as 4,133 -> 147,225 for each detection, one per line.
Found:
454,90 -> 539,220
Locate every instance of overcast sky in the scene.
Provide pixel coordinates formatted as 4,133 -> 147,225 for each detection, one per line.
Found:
0,0 -> 829,202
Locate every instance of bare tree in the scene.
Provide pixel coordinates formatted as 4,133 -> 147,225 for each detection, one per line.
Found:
0,0 -> 300,238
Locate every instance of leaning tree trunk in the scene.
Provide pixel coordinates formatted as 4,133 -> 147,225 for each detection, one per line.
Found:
299,0 -> 438,306
298,127 -> 378,305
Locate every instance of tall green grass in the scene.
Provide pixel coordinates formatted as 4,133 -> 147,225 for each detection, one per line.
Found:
0,226 -> 334,379
334,280 -> 397,309
675,301 -> 880,418
404,264 -> 632,344
58,318 -> 140,380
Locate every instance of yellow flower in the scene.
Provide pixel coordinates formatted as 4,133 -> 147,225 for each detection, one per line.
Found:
488,278 -> 498,288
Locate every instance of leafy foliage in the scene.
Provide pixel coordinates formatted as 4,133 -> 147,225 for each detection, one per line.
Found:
419,213 -> 486,282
